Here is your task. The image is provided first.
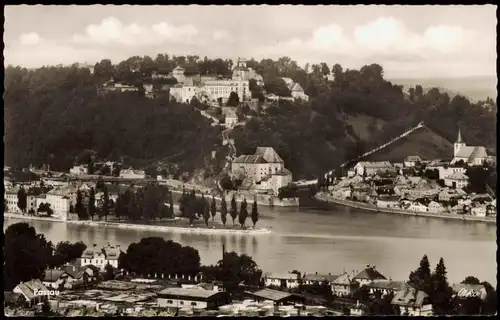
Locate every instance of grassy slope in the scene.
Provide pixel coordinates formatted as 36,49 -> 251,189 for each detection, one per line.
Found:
363,125 -> 454,162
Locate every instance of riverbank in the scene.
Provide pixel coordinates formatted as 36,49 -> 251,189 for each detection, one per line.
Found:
315,193 -> 496,224
3,213 -> 272,235
171,189 -> 299,207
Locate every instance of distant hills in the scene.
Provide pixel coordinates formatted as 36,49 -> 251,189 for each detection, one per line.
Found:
389,75 -> 496,102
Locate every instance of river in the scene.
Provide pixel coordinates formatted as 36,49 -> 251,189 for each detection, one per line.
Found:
4,200 -> 496,285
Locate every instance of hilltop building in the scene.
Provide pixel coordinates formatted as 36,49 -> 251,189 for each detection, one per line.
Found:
231,147 -> 292,195
232,58 -> 264,86
281,77 -> 309,101
451,129 -> 488,166
169,61 -> 252,104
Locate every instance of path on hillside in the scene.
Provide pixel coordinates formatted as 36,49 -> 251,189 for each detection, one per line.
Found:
296,122 -> 426,186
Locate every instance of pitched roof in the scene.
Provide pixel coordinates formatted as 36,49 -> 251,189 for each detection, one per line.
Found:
391,285 -> 428,307
255,147 -> 284,163
354,267 -> 386,281
290,82 -> 304,92
247,288 -> 292,301
157,287 -> 220,299
43,269 -> 66,282
332,273 -> 356,285
62,265 -> 88,279
303,273 -> 339,283
263,272 -> 299,280
357,161 -> 393,168
405,156 -> 422,162
103,246 -> 121,260
233,155 -> 267,164
445,172 -> 469,180
15,279 -> 49,300
455,146 -> 488,160
365,280 -> 405,291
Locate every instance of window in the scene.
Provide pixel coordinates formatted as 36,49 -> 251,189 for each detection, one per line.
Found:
180,301 -> 184,305
191,302 -> 197,306
167,300 -> 173,304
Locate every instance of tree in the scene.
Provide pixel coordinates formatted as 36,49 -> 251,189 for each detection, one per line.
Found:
75,190 -> 86,220
215,251 -> 263,293
88,187 -> 96,220
238,199 -> 248,228
220,197 -> 228,226
210,196 -> 217,222
251,198 -> 259,228
431,257 -> 453,315
119,237 -> 201,277
230,194 -> 238,225
168,191 -> 175,218
320,63 -> 330,77
102,186 -> 110,221
203,198 -> 210,227
37,202 -> 53,217
461,276 -> 481,285
104,263 -> 115,281
188,190 -> 197,225
17,187 -> 27,213
408,255 -> 432,295
227,91 -> 240,107
4,223 -> 53,290
52,241 -> 87,266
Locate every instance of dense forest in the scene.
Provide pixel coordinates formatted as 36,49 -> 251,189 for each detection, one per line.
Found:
5,55 -> 496,179
4,59 -> 221,173
232,60 -> 496,178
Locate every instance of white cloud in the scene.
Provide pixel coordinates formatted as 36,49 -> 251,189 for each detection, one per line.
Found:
19,32 -> 42,45
213,30 -> 231,41
72,17 -> 200,46
354,17 -> 407,51
309,24 -> 347,52
424,25 -> 465,53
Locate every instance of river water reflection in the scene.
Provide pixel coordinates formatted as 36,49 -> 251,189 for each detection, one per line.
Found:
4,203 -> 496,285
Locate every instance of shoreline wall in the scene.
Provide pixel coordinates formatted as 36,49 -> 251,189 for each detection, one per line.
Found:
3,213 -> 272,235
171,189 -> 299,207
315,194 -> 496,225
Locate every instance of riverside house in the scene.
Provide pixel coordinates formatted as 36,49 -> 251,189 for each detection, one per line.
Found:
262,272 -> 300,289
376,196 -> 400,209
353,266 -> 387,287
302,272 -> 339,286
404,156 -> 422,168
444,172 -> 469,189
353,161 -> 394,177
391,285 -> 433,316
427,201 -> 447,214
13,279 -> 51,307
80,244 -> 121,270
364,280 -> 406,297
330,273 -> 359,297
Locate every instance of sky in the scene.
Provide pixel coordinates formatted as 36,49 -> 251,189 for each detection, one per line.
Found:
4,5 -> 497,78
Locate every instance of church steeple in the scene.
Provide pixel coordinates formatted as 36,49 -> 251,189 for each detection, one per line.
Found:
456,128 -> 463,143
454,128 -> 466,158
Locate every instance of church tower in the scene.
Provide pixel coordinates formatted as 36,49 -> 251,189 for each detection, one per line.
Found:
454,128 -> 465,157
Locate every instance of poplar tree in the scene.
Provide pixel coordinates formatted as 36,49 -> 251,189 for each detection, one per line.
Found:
230,194 -> 237,225
88,187 -> 96,221
210,196 -> 217,222
220,197 -> 228,226
238,198 -> 248,228
251,197 -> 259,228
